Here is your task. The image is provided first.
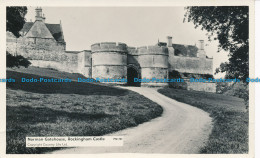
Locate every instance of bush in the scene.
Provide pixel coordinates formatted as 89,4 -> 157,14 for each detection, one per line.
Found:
6,51 -> 31,68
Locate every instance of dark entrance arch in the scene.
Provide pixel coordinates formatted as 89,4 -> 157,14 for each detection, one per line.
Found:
127,67 -> 140,87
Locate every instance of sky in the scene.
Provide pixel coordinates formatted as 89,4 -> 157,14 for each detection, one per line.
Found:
25,6 -> 229,78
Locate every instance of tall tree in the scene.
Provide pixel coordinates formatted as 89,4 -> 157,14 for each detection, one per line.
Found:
6,7 -> 27,37
184,6 -> 249,81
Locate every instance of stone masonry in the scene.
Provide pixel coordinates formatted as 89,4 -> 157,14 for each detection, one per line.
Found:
6,7 -> 216,92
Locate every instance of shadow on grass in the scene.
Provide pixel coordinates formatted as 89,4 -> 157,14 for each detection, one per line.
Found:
7,105 -> 113,125
6,103 -> 163,154
6,68 -> 164,154
7,71 -> 128,96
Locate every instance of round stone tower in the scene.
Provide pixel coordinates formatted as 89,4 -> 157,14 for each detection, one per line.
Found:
137,45 -> 169,87
91,42 -> 127,85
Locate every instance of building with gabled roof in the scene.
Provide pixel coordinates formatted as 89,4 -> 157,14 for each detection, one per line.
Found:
19,21 -> 65,43
20,7 -> 65,43
7,7 -> 66,57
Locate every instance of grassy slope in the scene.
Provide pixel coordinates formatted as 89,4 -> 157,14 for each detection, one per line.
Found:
158,88 -> 248,154
6,67 -> 163,154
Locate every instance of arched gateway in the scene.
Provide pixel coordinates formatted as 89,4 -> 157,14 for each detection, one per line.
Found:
127,65 -> 140,87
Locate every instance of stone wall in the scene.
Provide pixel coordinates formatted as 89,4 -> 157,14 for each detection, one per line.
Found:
186,81 -> 216,93
169,55 -> 213,75
6,32 -> 18,55
7,32 -> 65,58
6,32 -> 84,74
127,47 -> 140,68
82,50 -> 92,78
169,79 -> 216,93
27,51 -> 84,74
7,31 -> 216,91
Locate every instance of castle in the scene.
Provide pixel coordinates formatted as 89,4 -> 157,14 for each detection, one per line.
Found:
6,7 -> 216,92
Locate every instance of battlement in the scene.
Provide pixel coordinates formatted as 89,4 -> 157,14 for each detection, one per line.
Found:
91,42 -> 127,53
127,46 -> 138,55
82,50 -> 91,54
137,45 -> 169,56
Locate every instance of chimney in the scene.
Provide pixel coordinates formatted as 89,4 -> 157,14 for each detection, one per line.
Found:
167,36 -> 172,47
199,40 -> 204,50
35,7 -> 43,21
42,14 -> 46,23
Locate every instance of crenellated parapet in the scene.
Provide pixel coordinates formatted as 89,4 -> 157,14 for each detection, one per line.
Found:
91,42 -> 127,53
137,45 -> 169,56
127,46 -> 138,55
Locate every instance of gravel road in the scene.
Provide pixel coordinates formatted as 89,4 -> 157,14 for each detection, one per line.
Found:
51,87 -> 212,154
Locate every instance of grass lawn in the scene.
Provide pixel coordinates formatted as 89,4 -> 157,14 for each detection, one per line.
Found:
6,67 -> 163,154
158,88 -> 248,154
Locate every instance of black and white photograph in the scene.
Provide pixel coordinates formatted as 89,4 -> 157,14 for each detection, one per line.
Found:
0,0 -> 255,157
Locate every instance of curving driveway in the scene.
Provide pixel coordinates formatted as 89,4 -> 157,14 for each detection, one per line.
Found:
51,87 -> 212,154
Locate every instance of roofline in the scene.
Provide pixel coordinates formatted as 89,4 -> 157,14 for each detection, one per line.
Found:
172,43 -> 198,48
23,21 -> 36,37
24,21 -> 65,42
24,20 -> 55,40
44,22 -> 61,25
